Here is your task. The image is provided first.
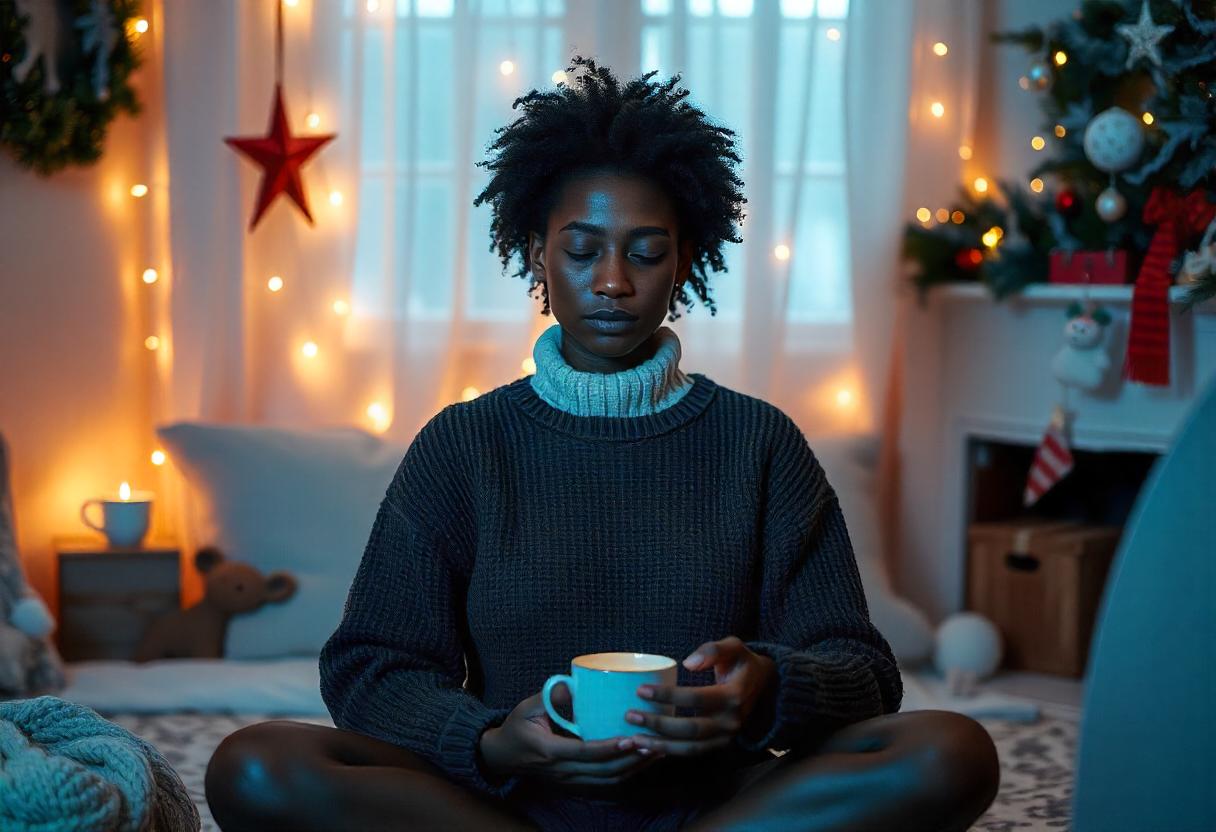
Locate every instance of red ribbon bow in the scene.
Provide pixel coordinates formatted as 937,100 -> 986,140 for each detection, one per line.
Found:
1124,188 -> 1216,386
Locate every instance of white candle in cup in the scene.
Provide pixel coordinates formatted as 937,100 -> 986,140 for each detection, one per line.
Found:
81,482 -> 154,548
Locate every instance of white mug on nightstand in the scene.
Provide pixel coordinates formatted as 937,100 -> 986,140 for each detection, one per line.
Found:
542,652 -> 677,741
80,482 -> 153,548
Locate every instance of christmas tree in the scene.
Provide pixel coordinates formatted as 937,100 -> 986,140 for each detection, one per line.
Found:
903,0 -> 1216,309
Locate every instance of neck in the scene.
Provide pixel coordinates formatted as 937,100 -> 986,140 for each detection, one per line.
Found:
529,324 -> 694,417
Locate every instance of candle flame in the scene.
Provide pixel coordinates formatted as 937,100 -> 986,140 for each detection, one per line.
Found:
119,482 -> 132,501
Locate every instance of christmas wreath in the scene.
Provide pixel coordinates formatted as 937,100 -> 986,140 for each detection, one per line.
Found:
0,0 -> 142,176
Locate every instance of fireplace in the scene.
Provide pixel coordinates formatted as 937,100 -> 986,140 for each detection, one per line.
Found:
897,283 -> 1216,620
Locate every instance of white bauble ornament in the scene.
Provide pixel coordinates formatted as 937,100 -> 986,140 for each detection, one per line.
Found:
1083,107 -> 1145,173
1096,186 -> 1128,222
934,612 -> 1003,697
1027,61 -> 1052,91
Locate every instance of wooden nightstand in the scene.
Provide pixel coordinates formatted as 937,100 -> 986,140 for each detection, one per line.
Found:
54,537 -> 181,661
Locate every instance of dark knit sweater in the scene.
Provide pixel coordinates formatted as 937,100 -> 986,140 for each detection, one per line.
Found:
318,373 -> 903,803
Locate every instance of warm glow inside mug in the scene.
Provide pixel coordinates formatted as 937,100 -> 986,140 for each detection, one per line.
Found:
80,484 -> 153,548
542,652 -> 677,741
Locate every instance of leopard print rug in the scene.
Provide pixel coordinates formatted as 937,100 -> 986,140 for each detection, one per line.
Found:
106,712 -> 1077,831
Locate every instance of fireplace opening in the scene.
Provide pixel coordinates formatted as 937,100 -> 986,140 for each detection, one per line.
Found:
965,437 -> 1160,528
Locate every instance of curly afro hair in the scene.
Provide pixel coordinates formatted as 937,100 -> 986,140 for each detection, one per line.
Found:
472,56 -> 746,320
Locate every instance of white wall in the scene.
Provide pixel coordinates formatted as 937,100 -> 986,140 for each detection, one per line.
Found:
0,34 -> 166,613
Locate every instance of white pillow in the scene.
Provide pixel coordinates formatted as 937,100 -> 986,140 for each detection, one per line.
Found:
811,434 -> 934,665
156,422 -> 404,660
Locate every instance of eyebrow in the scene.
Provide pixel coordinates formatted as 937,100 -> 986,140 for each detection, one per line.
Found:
558,221 -> 671,238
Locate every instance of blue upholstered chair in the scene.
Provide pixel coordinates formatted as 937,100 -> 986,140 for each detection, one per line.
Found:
1073,375 -> 1216,831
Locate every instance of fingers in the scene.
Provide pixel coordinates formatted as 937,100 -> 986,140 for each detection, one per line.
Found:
683,635 -> 746,673
638,681 -> 739,712
539,735 -> 640,763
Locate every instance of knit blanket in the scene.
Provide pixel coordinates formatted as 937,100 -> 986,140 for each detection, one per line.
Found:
0,696 -> 200,832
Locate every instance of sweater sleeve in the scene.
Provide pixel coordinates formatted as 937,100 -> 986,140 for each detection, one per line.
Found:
319,411 -> 522,800
735,417 -> 903,754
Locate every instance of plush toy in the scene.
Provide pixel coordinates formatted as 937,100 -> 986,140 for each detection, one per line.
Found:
1051,302 -> 1113,393
132,546 -> 297,662
0,433 -> 66,698
934,612 -> 1003,697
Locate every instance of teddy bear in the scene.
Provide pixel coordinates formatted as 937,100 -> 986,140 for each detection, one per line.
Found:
1051,302 -> 1113,393
132,546 -> 298,662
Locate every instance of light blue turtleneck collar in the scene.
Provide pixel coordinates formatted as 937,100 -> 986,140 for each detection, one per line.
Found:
528,324 -> 694,417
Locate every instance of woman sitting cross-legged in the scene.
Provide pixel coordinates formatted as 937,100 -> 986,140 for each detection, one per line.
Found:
205,56 -> 1000,832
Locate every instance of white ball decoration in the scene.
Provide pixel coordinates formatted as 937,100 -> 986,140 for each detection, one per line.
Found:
1083,107 -> 1145,173
1096,186 -> 1128,222
934,612 -> 1003,696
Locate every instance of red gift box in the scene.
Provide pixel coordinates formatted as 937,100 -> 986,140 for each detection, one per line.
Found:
1048,250 -> 1128,285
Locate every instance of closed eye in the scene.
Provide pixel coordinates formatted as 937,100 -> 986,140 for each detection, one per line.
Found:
563,251 -> 664,264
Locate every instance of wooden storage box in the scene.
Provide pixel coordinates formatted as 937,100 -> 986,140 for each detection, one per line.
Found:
966,520 -> 1120,677
55,538 -> 181,662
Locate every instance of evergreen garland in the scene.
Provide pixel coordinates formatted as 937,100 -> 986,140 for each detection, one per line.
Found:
0,0 -> 142,176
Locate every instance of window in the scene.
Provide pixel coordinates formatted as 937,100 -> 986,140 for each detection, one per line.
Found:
346,0 -> 851,336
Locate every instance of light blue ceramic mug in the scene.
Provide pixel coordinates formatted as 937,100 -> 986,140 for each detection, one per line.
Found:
542,652 -> 678,741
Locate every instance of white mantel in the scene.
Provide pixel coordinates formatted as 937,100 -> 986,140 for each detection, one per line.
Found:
895,282 -> 1216,621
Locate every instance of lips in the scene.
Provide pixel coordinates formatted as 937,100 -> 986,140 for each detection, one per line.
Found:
585,310 -> 639,321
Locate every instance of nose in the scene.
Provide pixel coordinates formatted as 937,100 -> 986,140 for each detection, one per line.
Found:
591,252 -> 634,298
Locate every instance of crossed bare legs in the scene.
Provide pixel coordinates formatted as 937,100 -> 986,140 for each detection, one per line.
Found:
205,710 -> 999,831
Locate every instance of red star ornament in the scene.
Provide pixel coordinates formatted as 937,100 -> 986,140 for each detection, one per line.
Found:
224,84 -> 336,231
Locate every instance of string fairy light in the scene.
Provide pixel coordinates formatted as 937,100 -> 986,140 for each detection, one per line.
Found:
301,341 -> 319,358
958,145 -> 973,160
932,42 -> 948,56
267,275 -> 284,292
130,183 -> 148,198
151,450 -> 166,466
499,60 -> 515,76
461,386 -> 480,402
1031,135 -> 1046,150
773,244 -> 791,261
930,101 -> 945,118
915,207 -> 931,223
144,335 -> 160,351
142,268 -> 158,284
973,177 -> 989,193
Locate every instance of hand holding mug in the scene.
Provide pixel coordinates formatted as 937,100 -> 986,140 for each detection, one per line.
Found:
479,683 -> 665,788
625,636 -> 778,758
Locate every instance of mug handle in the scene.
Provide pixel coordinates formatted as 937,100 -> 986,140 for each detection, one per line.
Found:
80,499 -> 105,533
541,674 -> 581,738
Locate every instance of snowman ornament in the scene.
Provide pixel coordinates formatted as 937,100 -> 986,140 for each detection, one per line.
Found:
1052,303 -> 1113,393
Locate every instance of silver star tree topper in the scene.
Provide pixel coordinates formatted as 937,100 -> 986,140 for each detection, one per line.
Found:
1116,0 -> 1174,69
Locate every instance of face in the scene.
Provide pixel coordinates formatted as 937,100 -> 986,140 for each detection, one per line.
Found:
528,171 -> 693,374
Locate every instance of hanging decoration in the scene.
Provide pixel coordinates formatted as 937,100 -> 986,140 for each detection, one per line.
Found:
1115,0 -> 1173,70
1052,301 -> 1114,393
224,0 -> 335,231
1123,187 -> 1216,385
1082,107 -> 1145,224
1023,405 -> 1074,507
0,0 -> 142,175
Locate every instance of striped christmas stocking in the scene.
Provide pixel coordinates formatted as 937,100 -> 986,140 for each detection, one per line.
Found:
1024,406 -> 1075,507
